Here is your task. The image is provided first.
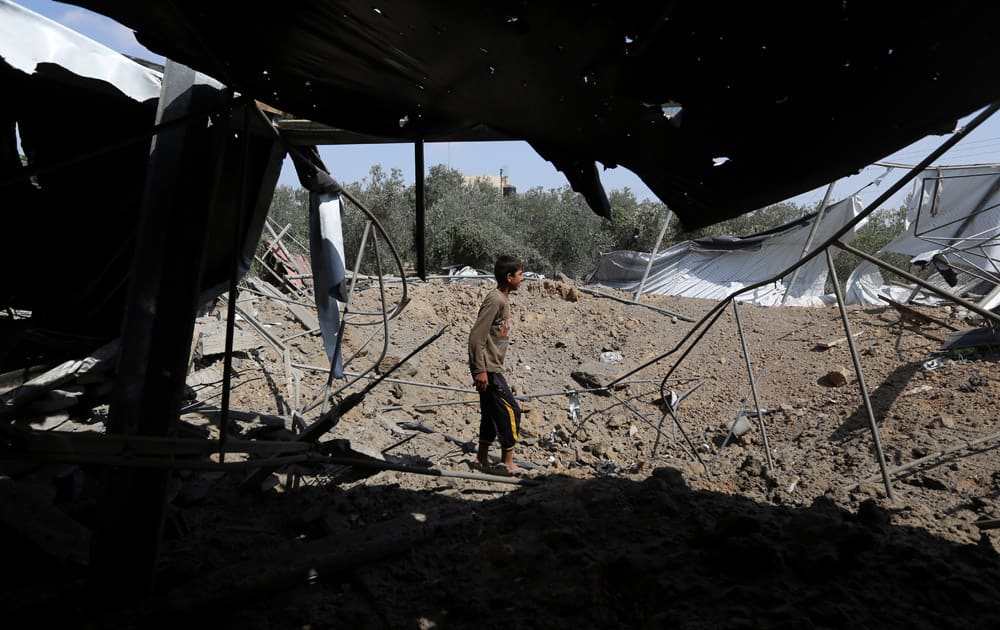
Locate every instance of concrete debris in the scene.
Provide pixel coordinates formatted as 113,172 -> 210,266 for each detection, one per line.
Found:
196,317 -> 264,357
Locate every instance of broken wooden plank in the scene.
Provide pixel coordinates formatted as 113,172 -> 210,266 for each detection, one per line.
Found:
247,277 -> 320,332
197,320 -> 263,356
185,405 -> 288,428
815,329 -> 865,350
229,302 -> 286,355
877,294 -> 961,331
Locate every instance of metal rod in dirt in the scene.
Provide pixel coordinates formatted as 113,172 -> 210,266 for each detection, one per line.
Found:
834,239 -> 1000,327
865,430 -> 1000,484
732,301 -> 773,471
666,404 -> 706,466
606,391 -> 687,460
826,248 -> 894,501
396,421 -> 546,472
350,325 -> 449,402
611,101 -> 1000,390
380,399 -> 478,412
613,299 -> 726,389
576,285 -> 694,322
782,180 -> 836,305
294,365 -> 475,394
634,208 -> 672,301
647,399 -> 702,465
346,220 -> 373,310
708,369 -> 765,473
646,380 -> 705,458
282,327 -> 321,342
240,325 -> 449,491
320,455 -> 536,485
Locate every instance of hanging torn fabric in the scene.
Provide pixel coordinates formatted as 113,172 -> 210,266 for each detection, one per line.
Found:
308,172 -> 349,377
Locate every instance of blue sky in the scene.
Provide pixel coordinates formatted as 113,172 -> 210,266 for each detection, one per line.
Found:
15,0 -> 1000,211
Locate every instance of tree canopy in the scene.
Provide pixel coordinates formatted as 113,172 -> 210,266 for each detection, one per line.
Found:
264,164 -> 907,285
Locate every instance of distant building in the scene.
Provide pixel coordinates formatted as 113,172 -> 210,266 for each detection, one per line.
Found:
464,173 -> 517,196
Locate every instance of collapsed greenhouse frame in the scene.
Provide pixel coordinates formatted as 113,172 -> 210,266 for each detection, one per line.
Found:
4,0 -> 1000,614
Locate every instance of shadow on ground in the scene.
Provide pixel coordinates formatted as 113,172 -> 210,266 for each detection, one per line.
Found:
5,463 -> 1000,630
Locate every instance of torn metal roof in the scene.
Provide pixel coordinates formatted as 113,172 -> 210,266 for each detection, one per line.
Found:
70,1 -> 1000,226
1,2 -> 282,345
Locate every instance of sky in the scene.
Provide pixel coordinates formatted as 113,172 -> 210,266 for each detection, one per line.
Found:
15,0 -> 1000,213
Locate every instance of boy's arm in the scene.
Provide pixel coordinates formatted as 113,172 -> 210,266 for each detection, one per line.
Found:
467,297 -> 497,378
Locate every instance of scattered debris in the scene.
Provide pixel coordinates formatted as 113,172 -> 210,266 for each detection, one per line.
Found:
814,330 -> 865,350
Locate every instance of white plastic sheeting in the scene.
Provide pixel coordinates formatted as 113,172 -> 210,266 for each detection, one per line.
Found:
846,165 -> 1000,305
309,191 -> 350,377
0,0 -> 161,102
585,196 -> 864,306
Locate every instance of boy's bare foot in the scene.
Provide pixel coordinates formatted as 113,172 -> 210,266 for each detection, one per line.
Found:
501,450 -> 519,473
504,464 -> 525,475
473,458 -> 489,471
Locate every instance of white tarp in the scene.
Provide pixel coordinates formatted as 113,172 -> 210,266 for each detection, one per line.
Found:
846,165 -> 1000,305
585,196 -> 864,306
309,189 -> 350,378
0,0 -> 161,102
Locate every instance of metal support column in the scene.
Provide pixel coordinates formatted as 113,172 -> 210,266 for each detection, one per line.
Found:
732,300 -> 774,471
782,181 -> 836,305
90,61 -> 234,600
826,248 -> 895,501
415,138 -> 426,280
835,239 -> 1000,327
634,208 -> 672,301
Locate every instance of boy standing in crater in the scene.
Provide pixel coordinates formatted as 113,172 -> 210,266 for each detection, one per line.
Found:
468,255 -> 524,474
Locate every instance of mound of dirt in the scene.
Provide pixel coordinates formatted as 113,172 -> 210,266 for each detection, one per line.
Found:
8,277 -> 1000,628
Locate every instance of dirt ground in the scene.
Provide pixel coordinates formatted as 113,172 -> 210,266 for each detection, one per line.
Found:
7,275 -> 1000,628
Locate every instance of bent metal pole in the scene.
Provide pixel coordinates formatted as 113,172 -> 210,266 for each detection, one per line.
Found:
826,248 -> 895,501
634,208 -> 672,302
732,300 -> 774,471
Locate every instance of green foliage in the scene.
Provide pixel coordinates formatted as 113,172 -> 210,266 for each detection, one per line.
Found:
263,161 -> 905,287
526,187 -> 612,278
424,164 -> 467,208
343,165 -> 413,275
676,201 -> 810,243
831,206 -> 909,289
427,216 -> 544,271
267,185 -> 310,236
604,189 -> 667,253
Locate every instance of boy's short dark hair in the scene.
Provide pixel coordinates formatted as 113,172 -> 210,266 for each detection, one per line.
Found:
494,255 -> 523,285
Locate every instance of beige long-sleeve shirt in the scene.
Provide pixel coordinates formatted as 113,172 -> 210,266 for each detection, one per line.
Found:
467,289 -> 511,375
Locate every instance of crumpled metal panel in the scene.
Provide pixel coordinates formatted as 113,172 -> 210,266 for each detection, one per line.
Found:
71,1 -> 1000,228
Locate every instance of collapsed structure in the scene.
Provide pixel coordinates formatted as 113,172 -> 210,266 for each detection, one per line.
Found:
587,163 -> 1000,310
587,196 -> 866,306
848,164 -> 1000,309
3,0 -> 1000,620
